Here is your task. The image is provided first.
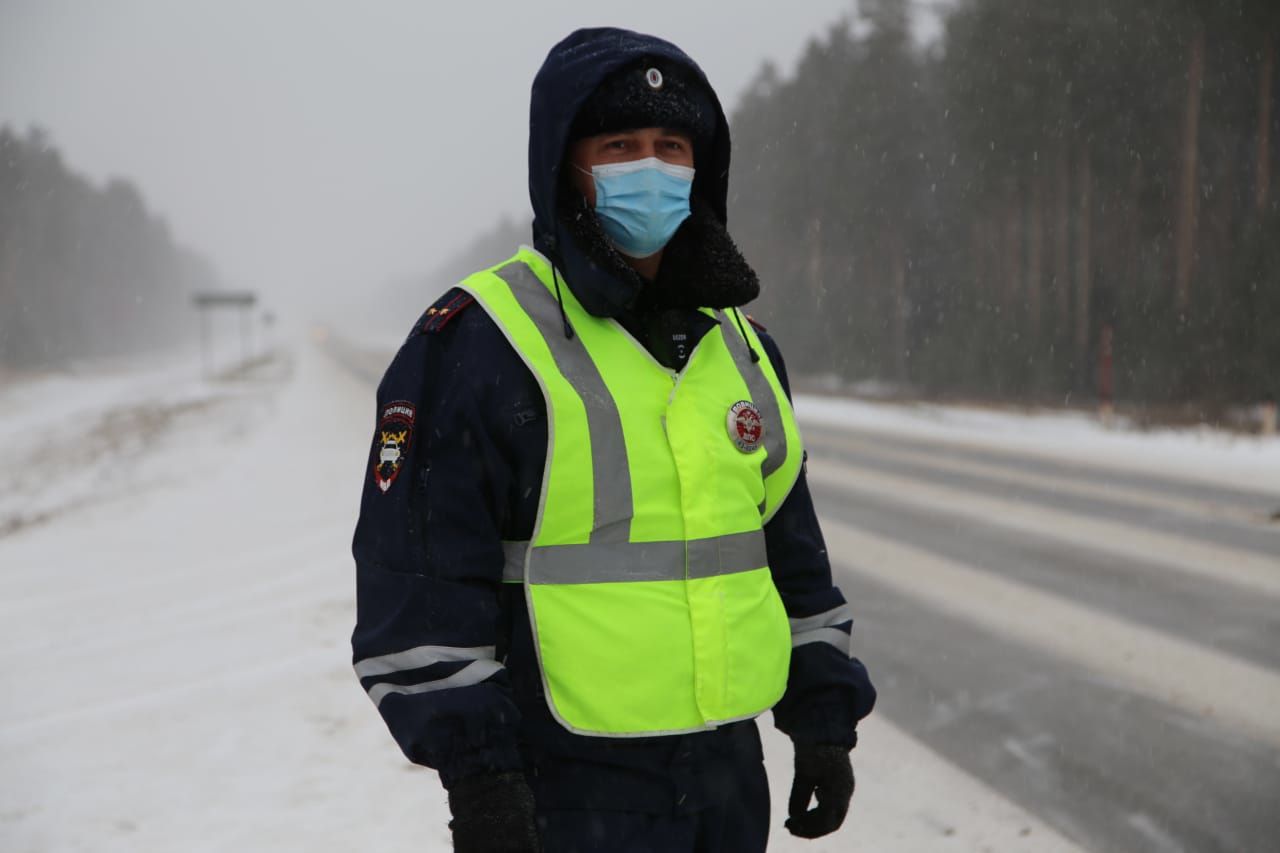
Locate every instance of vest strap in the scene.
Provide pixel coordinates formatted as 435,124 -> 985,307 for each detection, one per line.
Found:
717,309 -> 787,481
493,262 -> 634,544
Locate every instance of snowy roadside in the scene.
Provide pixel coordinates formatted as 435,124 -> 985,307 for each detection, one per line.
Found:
796,393 -> 1280,497
1,341 -> 1080,852
0,350 -> 291,539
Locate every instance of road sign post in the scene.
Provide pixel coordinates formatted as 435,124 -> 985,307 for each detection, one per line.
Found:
192,291 -> 258,377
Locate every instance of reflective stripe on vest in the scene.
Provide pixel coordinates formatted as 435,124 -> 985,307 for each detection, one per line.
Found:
499,530 -> 767,583
461,247 -> 804,736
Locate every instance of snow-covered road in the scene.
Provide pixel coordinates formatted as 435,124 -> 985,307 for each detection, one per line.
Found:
3,339 -> 1277,852
799,401 -> 1280,853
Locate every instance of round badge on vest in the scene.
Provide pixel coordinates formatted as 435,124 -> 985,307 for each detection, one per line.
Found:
727,400 -> 764,453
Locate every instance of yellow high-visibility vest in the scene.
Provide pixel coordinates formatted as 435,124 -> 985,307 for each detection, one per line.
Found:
460,246 -> 804,736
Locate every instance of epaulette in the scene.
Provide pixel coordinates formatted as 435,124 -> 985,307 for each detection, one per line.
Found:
421,288 -> 476,333
746,314 -> 767,333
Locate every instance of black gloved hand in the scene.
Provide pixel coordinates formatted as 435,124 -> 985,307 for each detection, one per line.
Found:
446,772 -> 541,853
785,743 -> 855,839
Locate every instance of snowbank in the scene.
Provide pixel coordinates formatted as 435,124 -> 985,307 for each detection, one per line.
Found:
796,394 -> 1280,496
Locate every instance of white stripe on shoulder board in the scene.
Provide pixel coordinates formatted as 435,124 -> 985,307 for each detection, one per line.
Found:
354,644 -> 495,679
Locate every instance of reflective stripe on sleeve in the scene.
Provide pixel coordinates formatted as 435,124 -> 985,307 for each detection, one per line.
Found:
353,644 -> 496,679
365,659 -> 504,708
789,604 -> 854,655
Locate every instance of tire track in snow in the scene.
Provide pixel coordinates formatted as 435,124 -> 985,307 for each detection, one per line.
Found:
821,516 -> 1280,748
828,534 -> 1280,853
809,480 -> 1280,670
805,429 -> 1280,551
806,457 -> 1280,598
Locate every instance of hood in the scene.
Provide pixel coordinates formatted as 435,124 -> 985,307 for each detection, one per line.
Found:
528,27 -> 733,318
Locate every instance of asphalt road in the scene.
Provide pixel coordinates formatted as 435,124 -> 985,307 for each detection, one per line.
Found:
803,422 -> 1280,853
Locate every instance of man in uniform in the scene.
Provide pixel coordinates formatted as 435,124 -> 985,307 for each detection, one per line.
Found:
352,27 -> 875,853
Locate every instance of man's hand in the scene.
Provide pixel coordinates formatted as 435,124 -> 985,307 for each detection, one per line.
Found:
785,743 -> 855,839
447,772 -> 541,853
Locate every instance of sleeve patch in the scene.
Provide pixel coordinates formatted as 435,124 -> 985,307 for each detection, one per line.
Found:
421,289 -> 476,333
373,401 -> 416,493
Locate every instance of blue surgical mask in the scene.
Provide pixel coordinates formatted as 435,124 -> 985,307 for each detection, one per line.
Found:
581,157 -> 695,259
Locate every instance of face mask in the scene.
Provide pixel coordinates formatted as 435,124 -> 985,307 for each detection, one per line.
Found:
580,157 -> 695,259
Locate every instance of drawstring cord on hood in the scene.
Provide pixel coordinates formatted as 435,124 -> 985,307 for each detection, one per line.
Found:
547,239 -> 575,340
730,307 -> 760,364
552,267 -> 575,341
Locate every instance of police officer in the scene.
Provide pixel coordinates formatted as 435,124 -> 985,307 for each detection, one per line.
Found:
352,27 -> 875,853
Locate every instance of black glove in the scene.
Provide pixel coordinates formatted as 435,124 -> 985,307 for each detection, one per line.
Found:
446,772 -> 541,853
785,743 -> 855,839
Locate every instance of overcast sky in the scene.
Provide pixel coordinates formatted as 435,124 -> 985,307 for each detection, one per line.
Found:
1,1 -> 940,317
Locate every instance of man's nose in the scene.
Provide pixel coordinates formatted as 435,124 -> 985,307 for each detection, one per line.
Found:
639,141 -> 660,159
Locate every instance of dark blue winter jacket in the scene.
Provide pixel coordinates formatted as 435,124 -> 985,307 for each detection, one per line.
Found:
351,27 -> 875,811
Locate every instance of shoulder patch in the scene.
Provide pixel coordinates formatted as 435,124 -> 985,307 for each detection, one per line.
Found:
746,314 -> 767,333
421,288 -> 476,334
372,400 -> 416,493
